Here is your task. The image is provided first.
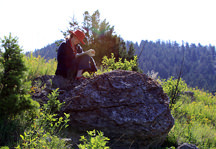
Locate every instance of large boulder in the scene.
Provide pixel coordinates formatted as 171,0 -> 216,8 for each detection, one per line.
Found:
32,70 -> 174,148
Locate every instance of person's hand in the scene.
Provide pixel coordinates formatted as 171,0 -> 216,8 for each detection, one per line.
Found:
86,49 -> 95,57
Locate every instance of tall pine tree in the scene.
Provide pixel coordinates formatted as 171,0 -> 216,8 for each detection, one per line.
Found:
0,34 -> 39,118
127,43 -> 136,61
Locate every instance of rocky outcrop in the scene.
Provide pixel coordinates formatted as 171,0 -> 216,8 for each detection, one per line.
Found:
32,70 -> 174,148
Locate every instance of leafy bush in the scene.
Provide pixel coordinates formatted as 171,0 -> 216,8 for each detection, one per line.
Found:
83,53 -> 138,78
16,89 -> 70,149
102,53 -> 137,71
78,130 -> 110,149
44,88 -> 64,114
162,76 -> 188,108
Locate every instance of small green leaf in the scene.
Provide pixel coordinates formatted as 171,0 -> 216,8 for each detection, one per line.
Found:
20,135 -> 24,140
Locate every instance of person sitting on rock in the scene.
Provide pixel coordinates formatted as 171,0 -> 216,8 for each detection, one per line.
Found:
55,29 -> 97,80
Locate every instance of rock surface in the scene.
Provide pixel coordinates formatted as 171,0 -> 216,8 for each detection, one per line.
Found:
32,70 -> 174,148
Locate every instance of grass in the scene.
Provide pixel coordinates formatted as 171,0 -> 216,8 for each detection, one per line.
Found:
165,86 -> 216,148
23,53 -> 57,81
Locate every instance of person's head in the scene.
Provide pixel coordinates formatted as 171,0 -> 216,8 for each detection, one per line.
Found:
68,29 -> 85,45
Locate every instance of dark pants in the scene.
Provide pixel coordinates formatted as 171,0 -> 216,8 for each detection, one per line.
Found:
56,54 -> 97,80
76,54 -> 97,73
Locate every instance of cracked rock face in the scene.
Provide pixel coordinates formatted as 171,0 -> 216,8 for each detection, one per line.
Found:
58,70 -> 174,148
32,70 -> 174,148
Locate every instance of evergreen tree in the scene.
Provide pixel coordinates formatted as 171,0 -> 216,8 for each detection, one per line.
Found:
0,34 -> 39,118
119,40 -> 127,60
67,10 -> 124,64
127,43 -> 136,60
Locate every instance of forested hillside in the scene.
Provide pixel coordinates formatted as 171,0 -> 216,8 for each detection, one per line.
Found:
133,40 -> 216,93
27,39 -> 216,93
26,41 -> 60,60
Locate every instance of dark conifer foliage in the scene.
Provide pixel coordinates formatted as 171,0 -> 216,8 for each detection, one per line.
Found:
0,34 -> 38,117
136,40 -> 216,92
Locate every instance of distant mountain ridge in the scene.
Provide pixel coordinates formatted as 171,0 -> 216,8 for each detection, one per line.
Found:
26,40 -> 62,60
135,40 -> 216,92
26,39 -> 216,92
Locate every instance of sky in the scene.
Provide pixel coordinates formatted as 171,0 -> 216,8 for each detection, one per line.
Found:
0,0 -> 216,52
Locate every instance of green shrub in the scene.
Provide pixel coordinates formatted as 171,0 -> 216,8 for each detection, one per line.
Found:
78,130 -> 110,149
162,76 -> 188,108
16,89 -> 70,149
0,34 -> 39,117
83,53 -> 138,78
102,53 -> 137,71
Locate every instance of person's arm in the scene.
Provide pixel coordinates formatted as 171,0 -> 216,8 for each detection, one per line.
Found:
76,52 -> 87,57
75,44 -> 95,57
75,44 -> 86,57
